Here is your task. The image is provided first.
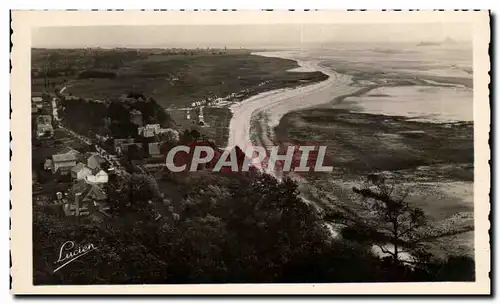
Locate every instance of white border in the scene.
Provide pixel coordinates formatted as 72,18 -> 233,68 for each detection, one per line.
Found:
4,3 -> 495,301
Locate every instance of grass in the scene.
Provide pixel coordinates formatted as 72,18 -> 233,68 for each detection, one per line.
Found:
33,51 -> 328,109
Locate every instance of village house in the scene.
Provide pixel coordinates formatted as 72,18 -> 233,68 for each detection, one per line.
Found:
71,162 -> 92,180
82,152 -> 106,173
31,96 -> 43,104
35,115 -> 54,139
44,158 -> 53,171
85,169 -> 109,184
36,123 -> 54,139
122,142 -> 144,154
138,124 -> 161,138
148,142 -> 162,158
64,181 -> 108,217
36,114 -> 52,124
130,109 -> 143,126
58,146 -> 81,158
114,138 -> 135,155
52,153 -> 77,174
64,95 -> 80,101
43,147 -> 80,172
53,192 -> 68,205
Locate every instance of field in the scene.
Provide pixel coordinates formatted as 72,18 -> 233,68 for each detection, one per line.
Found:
32,49 -> 327,109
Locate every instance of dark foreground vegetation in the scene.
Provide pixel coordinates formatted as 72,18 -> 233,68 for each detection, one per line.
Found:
34,146 -> 474,285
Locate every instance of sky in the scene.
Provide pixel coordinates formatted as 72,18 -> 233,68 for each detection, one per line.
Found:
32,23 -> 472,48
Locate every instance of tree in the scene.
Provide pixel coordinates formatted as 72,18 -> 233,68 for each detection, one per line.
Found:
106,173 -> 161,214
126,144 -> 144,161
161,128 -> 180,144
180,129 -> 201,143
352,174 -> 426,265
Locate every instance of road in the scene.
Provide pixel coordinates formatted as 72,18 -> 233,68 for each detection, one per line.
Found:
50,94 -> 126,174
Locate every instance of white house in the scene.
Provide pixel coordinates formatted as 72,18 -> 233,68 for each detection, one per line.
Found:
85,170 -> 109,184
138,124 -> 161,138
32,96 -> 43,103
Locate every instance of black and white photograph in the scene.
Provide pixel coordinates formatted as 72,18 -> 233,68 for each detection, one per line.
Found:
10,10 -> 490,294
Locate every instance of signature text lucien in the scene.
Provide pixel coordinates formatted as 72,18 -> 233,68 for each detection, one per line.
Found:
53,241 -> 97,273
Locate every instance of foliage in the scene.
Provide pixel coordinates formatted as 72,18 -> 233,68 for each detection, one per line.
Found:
352,174 -> 427,264
60,97 -> 174,140
33,163 -> 475,284
106,173 -> 161,214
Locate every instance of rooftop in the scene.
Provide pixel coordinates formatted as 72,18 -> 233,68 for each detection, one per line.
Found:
58,146 -> 81,156
52,153 -> 77,163
148,142 -> 161,155
71,162 -> 89,173
70,180 -> 107,202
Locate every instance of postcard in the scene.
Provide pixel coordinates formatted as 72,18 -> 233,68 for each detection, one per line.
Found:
10,10 -> 490,295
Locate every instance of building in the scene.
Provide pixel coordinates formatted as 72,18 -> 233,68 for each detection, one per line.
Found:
85,170 -> 109,184
114,138 -> 135,155
64,95 -> 80,101
148,142 -> 162,158
57,146 -> 81,158
43,159 -> 53,171
71,162 -> 92,180
197,106 -> 205,125
121,142 -> 143,154
35,115 -> 54,139
31,96 -> 43,109
36,115 -> 52,125
138,124 -> 161,138
31,96 -> 43,103
53,191 -> 68,205
64,181 -> 108,217
52,153 -> 77,174
83,152 -> 106,173
36,123 -> 54,139
130,109 -> 143,126
160,128 -> 180,143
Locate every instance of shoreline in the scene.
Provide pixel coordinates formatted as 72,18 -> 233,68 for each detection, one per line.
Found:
227,51 -> 357,153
